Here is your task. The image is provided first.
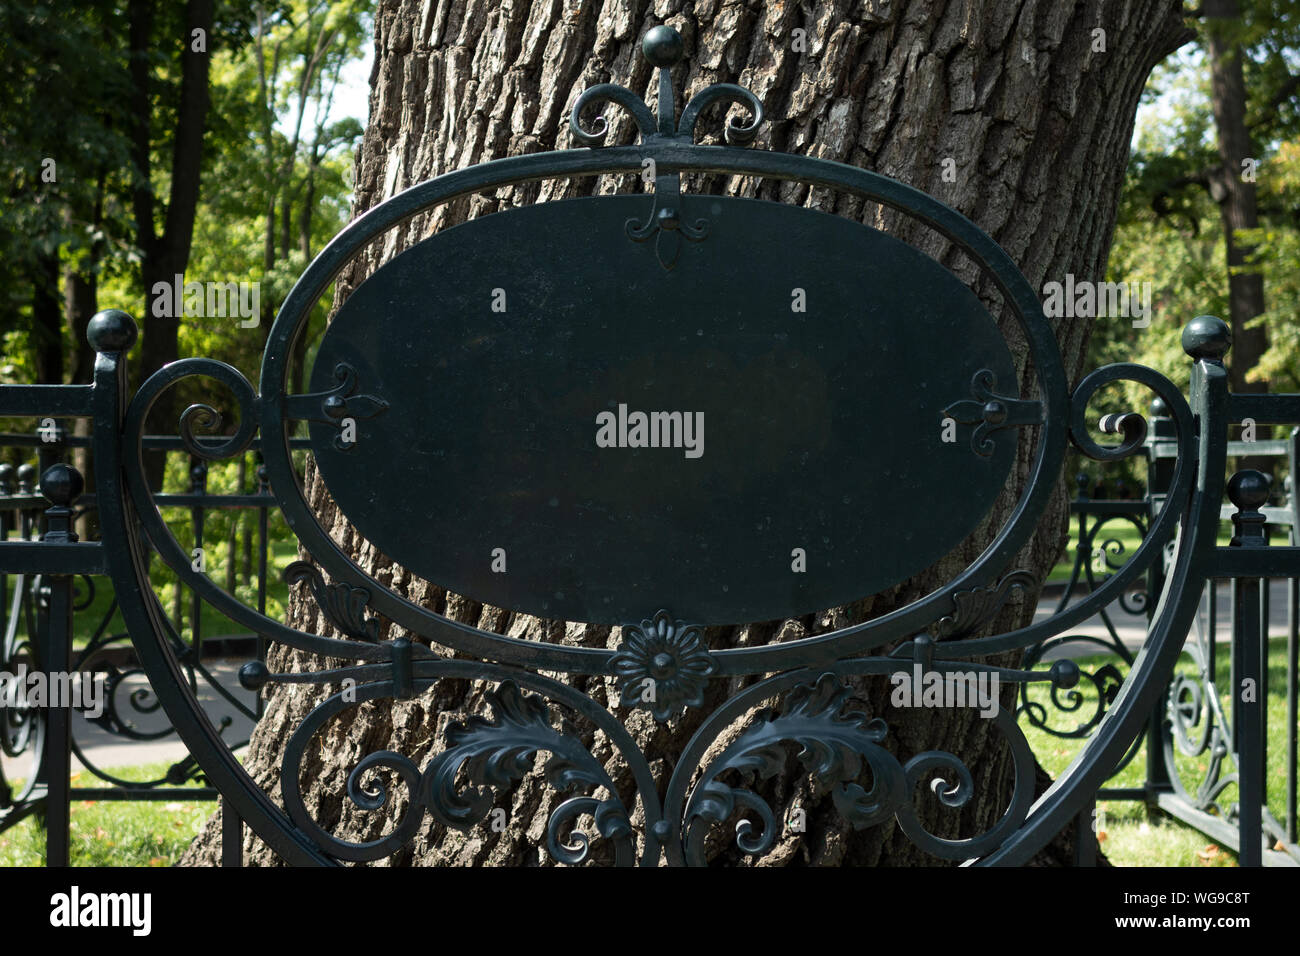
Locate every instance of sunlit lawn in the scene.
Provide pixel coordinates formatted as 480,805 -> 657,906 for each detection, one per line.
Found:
1021,637 -> 1295,866
0,761 -> 211,867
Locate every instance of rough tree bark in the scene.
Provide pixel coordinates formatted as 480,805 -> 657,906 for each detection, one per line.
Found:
186,0 -> 1190,866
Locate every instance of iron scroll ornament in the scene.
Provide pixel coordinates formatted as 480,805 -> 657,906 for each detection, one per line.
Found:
78,27 -> 1221,866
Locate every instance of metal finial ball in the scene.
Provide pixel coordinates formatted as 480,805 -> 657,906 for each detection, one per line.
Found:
1181,315 -> 1231,361
1227,469 -> 1270,510
41,462 -> 84,506
1149,397 -> 1168,418
17,463 -> 36,485
1050,659 -> 1080,690
87,309 -> 138,353
642,25 -> 684,67
239,661 -> 271,691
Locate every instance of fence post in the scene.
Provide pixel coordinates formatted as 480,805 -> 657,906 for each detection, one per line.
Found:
221,797 -> 243,867
38,463 -> 83,867
1144,398 -> 1176,800
1228,469 -> 1269,866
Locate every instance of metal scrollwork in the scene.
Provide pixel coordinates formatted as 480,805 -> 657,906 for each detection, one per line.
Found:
283,362 -> 390,452
426,681 -> 634,864
683,673 -> 895,863
284,561 -> 381,643
932,569 -> 1037,640
569,26 -> 764,270
279,674 -> 639,865
942,369 -> 1044,458
681,672 -> 1038,865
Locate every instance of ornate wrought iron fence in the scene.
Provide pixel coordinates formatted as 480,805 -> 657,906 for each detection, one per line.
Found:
1017,412 -> 1300,863
0,432 -> 308,845
3,26 -> 1299,866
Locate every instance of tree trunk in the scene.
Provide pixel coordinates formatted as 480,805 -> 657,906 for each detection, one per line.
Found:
30,251 -> 62,385
185,0 -> 1190,866
132,0 -> 214,489
1205,0 -> 1266,397
1203,1 -> 1269,473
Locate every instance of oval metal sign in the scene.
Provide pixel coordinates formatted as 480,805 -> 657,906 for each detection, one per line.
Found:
306,194 -> 1020,625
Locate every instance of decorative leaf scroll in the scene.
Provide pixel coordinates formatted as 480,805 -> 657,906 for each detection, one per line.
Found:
611,610 -> 717,722
942,369 -> 1043,457
931,569 -> 1037,640
684,674 -> 908,862
425,682 -> 634,864
683,673 -> 1037,864
283,362 -> 389,451
284,562 -> 380,643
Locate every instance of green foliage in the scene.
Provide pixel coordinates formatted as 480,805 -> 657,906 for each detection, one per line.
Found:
1238,139 -> 1300,390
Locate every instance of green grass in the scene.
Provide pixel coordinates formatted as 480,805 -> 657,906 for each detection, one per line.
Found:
0,762 -> 212,866
1048,518 -> 1238,584
1021,636 -> 1297,866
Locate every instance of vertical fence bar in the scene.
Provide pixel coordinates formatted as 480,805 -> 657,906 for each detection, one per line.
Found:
38,463 -> 83,867
43,574 -> 71,867
189,459 -> 206,692
1289,572 -> 1297,845
1261,565 -> 1270,795
256,457 -> 268,720
221,797 -> 243,867
1289,431 -> 1300,844
1074,797 -> 1098,866
1144,405 -> 1175,799
1208,579 -> 1218,691
1228,469 -> 1269,866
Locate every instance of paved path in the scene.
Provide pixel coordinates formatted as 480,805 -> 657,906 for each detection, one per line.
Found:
3,579 -> 1294,778
2,659 -> 256,784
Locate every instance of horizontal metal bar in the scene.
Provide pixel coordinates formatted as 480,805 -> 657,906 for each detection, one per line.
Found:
0,432 -> 312,450
69,787 -> 219,801
1214,547 -> 1300,577
0,385 -> 94,418
152,494 -> 278,508
1229,393 -> 1300,424
1149,438 -> 1293,458
1,493 -> 278,510
0,541 -> 106,574
1068,500 -> 1150,513
1095,787 -> 1148,801
1211,504 -> 1296,525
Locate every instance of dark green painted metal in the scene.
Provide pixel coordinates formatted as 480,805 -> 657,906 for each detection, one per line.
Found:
308,194 -> 1021,625
3,26 -> 1298,868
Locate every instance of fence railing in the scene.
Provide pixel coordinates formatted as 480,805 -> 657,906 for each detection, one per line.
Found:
1016,412 -> 1300,863
0,433 -> 307,835
5,416 -> 1299,864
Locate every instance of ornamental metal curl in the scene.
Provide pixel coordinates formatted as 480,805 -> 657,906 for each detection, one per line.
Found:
568,27 -> 764,270
284,561 -> 381,643
277,669 -> 646,865
942,369 -> 1044,458
680,671 -> 1039,864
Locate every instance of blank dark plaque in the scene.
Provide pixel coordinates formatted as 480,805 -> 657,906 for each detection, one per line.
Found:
307,194 -> 1019,625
